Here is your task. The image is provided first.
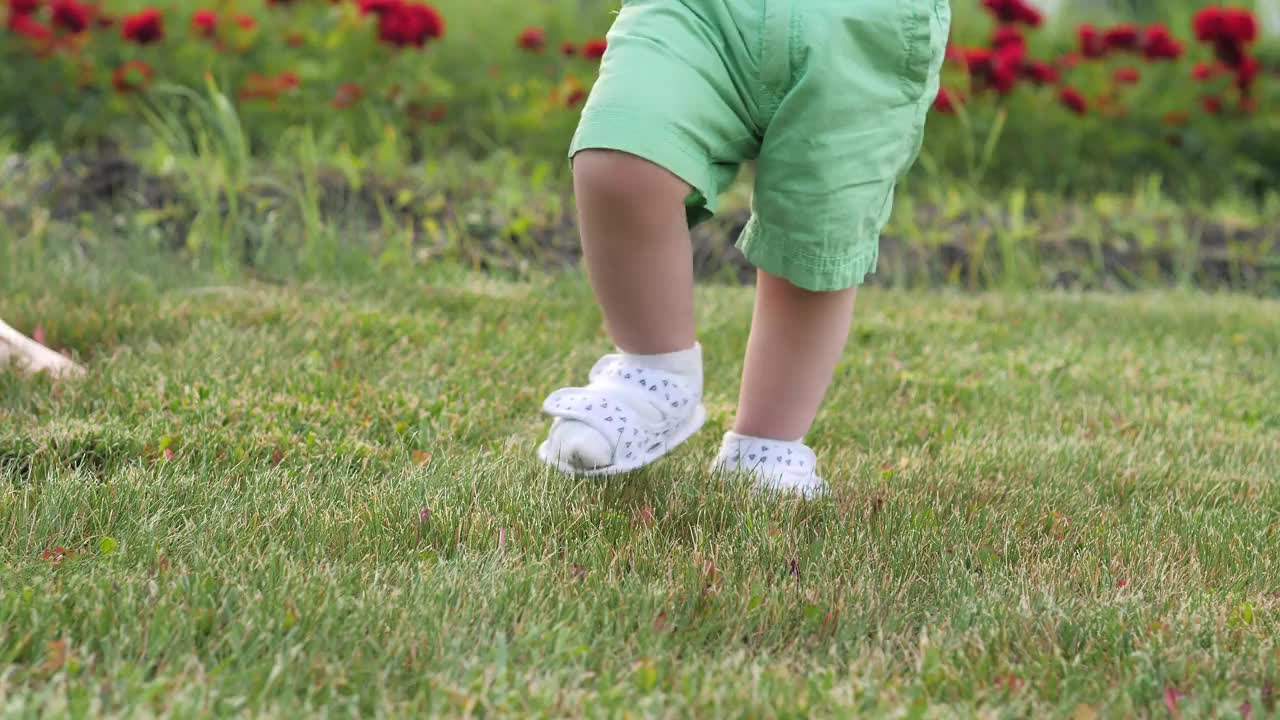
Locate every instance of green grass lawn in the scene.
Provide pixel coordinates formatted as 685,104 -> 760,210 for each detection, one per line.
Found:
2,267 -> 1278,717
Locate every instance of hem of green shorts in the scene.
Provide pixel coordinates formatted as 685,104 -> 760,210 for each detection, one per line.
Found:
569,108 -> 718,226
736,217 -> 880,292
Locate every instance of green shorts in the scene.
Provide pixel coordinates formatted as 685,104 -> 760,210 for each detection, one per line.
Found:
569,0 -> 951,291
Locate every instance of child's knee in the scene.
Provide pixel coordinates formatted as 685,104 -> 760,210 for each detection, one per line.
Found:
572,149 -> 690,207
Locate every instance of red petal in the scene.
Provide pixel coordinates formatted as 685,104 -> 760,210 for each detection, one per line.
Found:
1163,687 -> 1184,717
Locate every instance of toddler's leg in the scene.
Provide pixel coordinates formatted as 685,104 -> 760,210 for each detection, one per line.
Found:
537,150 -> 707,474
572,150 -> 696,354
734,270 -> 857,440
713,270 -> 857,497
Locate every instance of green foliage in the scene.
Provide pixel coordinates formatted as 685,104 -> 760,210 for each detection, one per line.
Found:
2,0 -> 1278,198
929,0 -> 1280,199
0,0 -> 605,159
4,138 -> 1278,293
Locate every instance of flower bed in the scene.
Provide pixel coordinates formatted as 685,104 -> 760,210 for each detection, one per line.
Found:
1,0 -> 1277,196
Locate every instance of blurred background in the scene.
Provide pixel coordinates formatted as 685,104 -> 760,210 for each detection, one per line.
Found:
2,0 -> 1278,292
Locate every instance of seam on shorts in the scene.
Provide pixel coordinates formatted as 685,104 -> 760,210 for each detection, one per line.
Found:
757,0 -> 775,122
741,222 -> 879,271
757,0 -> 766,99
739,180 -> 897,266
789,8 -> 803,87
757,0 -> 790,125
737,218 -> 882,290
735,215 -> 886,290
897,1 -> 934,105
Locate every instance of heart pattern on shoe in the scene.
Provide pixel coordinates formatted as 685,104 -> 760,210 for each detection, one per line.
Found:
712,432 -> 826,498
539,353 -> 705,477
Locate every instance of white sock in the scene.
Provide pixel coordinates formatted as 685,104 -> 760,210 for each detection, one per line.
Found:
721,430 -> 805,450
717,431 -> 807,471
546,344 -> 702,469
714,431 -> 825,497
621,344 -> 703,383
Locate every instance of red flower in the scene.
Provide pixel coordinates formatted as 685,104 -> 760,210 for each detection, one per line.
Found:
112,59 -> 153,93
1101,24 -> 1140,52
566,87 -> 586,107
121,8 -> 163,44
517,26 -> 545,52
1023,60 -> 1058,86
285,30 -> 303,46
960,47 -> 1021,95
377,2 -> 444,48
1235,55 -> 1259,93
276,71 -> 299,90
8,0 -> 37,16
1191,62 -> 1217,81
1059,86 -> 1088,115
51,0 -> 89,32
933,86 -> 962,114
991,26 -> 1026,57
40,546 -> 75,565
332,81 -> 363,108
959,47 -> 991,74
990,51 -> 1021,94
582,37 -> 606,60
1194,7 -> 1258,66
9,13 -> 50,39
1058,52 -> 1082,69
190,9 -> 215,37
1078,24 -> 1104,59
1112,67 -> 1140,84
1223,8 -> 1257,44
410,2 -> 444,40
1201,95 -> 1222,114
560,40 -> 575,56
981,0 -> 1041,27
1142,24 -> 1183,61
1193,7 -> 1226,42
234,14 -> 254,30
1214,41 -> 1246,66
376,6 -> 413,46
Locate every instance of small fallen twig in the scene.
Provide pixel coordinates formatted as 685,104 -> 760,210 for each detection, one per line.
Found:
0,318 -> 84,378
